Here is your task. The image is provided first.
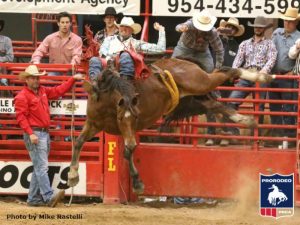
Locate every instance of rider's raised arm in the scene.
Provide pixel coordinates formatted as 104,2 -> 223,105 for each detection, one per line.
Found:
136,26 -> 166,54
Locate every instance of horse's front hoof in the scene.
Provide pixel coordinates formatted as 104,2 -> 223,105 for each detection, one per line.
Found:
133,180 -> 144,195
67,170 -> 79,187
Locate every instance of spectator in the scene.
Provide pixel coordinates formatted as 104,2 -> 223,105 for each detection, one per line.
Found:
88,17 -> 165,82
268,8 -> 300,148
94,7 -> 122,45
227,16 -> 277,138
31,12 -> 82,68
215,17 -> 245,146
0,19 -> 14,87
14,65 -> 84,207
171,10 -> 224,146
172,9 -> 222,205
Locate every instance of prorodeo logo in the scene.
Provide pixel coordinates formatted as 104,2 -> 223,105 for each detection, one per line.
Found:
259,173 -> 294,219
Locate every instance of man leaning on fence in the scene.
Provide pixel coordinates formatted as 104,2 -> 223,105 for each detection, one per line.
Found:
268,7 -> 300,148
14,65 -> 84,207
31,12 -> 82,70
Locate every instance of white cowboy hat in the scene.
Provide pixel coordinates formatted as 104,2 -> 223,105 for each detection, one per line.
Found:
192,10 -> 217,32
279,7 -> 300,21
119,16 -> 141,34
219,17 -> 245,37
19,65 -> 46,80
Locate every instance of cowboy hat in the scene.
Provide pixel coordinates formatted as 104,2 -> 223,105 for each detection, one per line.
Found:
119,17 -> 141,34
247,16 -> 273,28
279,7 -> 300,20
19,65 -> 46,80
219,17 -> 245,37
103,7 -> 123,21
192,10 -> 217,32
0,20 -> 4,32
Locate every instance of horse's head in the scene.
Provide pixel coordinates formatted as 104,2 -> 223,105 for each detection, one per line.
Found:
100,69 -> 140,150
117,94 -> 139,149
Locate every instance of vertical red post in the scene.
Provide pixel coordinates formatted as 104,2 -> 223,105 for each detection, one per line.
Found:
103,134 -> 130,204
31,14 -> 37,48
141,0 -> 150,41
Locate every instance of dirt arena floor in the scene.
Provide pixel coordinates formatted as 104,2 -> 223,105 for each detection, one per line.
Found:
1,197 -> 300,225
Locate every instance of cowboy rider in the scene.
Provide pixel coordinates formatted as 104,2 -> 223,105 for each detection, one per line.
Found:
88,16 -> 166,82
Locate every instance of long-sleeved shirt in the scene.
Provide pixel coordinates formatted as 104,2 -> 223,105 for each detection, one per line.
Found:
272,28 -> 300,73
14,77 -> 76,135
31,31 -> 82,65
0,35 -> 14,62
288,38 -> 300,59
176,19 -> 224,66
100,29 -> 166,58
233,37 -> 277,74
94,27 -> 119,44
289,38 -> 300,74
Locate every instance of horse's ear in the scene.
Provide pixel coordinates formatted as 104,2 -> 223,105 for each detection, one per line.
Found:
83,80 -> 93,94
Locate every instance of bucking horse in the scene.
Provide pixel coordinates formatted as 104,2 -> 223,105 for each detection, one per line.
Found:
67,57 -> 273,194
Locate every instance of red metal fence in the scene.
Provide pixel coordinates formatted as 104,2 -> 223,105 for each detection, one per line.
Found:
1,62 -> 300,205
0,0 -> 299,205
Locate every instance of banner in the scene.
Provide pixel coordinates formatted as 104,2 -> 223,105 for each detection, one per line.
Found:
153,0 -> 300,18
0,161 -> 86,195
0,0 -> 140,15
0,98 -> 87,115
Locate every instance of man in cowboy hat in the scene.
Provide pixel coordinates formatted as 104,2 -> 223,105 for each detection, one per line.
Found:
210,17 -> 245,146
217,17 -> 244,68
172,10 -> 224,72
226,16 -> 277,138
172,10 -> 224,147
94,7 -> 123,44
14,65 -> 84,207
0,19 -> 14,87
31,12 -> 82,67
88,16 -> 165,81
268,7 -> 300,147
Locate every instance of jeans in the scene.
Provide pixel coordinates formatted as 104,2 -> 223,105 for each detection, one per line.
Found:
88,52 -> 135,81
172,41 -> 216,134
172,41 -> 214,73
227,79 -> 267,135
24,131 -> 53,204
269,79 -> 297,137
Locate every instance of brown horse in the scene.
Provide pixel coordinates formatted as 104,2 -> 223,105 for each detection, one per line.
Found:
67,58 -> 272,193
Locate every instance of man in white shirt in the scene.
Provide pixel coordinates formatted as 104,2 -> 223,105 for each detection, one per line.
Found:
88,17 -> 165,81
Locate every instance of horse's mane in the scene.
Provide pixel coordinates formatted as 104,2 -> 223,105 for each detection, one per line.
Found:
98,69 -> 135,98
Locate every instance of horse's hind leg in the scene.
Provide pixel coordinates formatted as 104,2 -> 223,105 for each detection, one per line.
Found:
201,96 -> 257,128
68,121 -> 101,187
